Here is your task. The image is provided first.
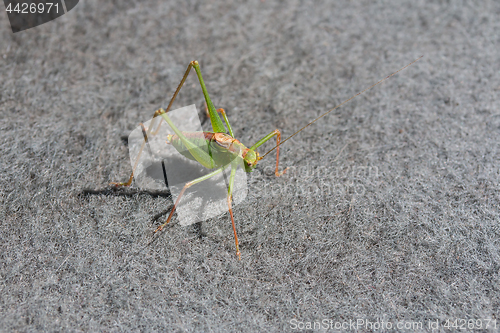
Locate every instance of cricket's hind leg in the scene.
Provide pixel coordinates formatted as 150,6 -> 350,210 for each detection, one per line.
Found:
110,60 -> 198,187
111,60 -> 224,187
110,122 -> 152,187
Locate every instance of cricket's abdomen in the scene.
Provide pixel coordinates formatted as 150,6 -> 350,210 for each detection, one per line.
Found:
167,131 -> 249,169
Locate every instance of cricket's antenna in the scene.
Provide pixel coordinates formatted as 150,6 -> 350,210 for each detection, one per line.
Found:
261,56 -> 423,159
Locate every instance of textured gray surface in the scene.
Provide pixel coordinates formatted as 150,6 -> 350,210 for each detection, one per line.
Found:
1,0 -> 499,331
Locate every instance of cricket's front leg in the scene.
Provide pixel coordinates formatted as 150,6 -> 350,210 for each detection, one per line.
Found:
226,160 -> 241,260
251,129 -> 289,177
204,102 -> 234,137
216,108 -> 234,137
154,167 -> 224,232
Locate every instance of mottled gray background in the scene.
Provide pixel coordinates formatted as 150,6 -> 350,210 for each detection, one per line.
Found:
1,0 -> 499,332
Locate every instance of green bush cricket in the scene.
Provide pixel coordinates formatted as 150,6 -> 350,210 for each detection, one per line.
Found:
111,57 -> 422,259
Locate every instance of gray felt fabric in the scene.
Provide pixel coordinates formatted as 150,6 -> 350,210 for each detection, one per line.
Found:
1,0 -> 499,332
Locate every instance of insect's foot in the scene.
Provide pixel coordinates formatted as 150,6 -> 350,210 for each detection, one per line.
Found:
275,167 -> 289,177
154,224 -> 166,233
236,251 -> 241,260
109,181 -> 128,187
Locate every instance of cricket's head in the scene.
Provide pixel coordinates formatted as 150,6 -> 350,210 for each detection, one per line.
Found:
242,148 -> 259,172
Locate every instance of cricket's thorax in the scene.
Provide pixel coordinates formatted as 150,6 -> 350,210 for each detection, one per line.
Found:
166,131 -> 258,171
210,133 -> 245,153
